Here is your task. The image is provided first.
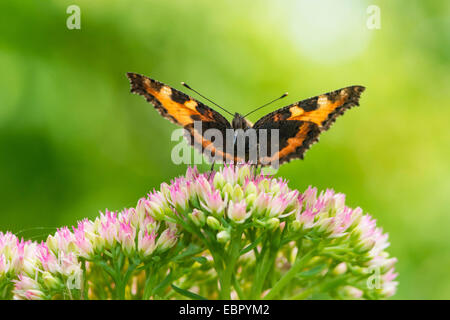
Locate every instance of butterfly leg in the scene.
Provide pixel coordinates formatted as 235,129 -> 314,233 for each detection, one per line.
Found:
252,163 -> 261,175
208,161 -> 215,179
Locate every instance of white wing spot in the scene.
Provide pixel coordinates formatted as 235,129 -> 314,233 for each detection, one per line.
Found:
317,95 -> 328,106
185,100 -> 198,110
161,86 -> 172,96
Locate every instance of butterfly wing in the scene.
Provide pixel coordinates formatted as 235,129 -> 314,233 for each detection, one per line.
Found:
253,85 -> 365,165
127,72 -> 237,162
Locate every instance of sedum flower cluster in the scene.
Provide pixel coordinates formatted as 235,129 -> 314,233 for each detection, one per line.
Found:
0,165 -> 397,300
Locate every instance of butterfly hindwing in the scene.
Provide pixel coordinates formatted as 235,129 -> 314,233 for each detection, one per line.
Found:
253,86 -> 365,164
254,120 -> 320,165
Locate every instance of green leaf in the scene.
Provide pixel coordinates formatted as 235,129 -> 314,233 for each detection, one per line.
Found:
171,284 -> 208,300
173,244 -> 203,262
152,271 -> 174,296
193,256 -> 208,265
297,263 -> 328,278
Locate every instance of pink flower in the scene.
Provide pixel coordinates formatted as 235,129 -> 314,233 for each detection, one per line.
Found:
13,275 -> 45,300
138,230 -> 157,256
268,195 -> 291,218
156,227 -> 178,251
192,175 -> 212,200
301,186 -> 318,209
36,243 -> 58,273
252,193 -> 271,217
185,166 -> 200,181
201,190 -> 227,215
222,165 -> 239,185
227,200 -> 251,223
98,210 -> 119,247
118,221 -> 136,254
59,252 -> 81,277
73,222 -> 94,258
327,207 -> 353,237
167,183 -> 189,212
54,227 -> 75,252
343,286 -> 363,299
189,209 -> 206,227
0,254 -> 10,275
22,289 -> 45,300
381,269 -> 398,297
14,275 -> 39,291
146,192 -> 169,220
269,178 -> 289,195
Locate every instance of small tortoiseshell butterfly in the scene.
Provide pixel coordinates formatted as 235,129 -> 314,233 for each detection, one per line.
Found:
127,72 -> 365,167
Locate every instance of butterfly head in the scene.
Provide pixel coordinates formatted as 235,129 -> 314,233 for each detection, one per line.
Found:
232,113 -> 252,130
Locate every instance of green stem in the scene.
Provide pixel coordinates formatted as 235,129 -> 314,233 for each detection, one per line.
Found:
81,259 -> 87,300
218,230 -> 242,299
111,251 -> 139,300
249,230 -> 282,299
233,275 -> 245,299
288,286 -> 317,300
264,249 -> 317,300
143,265 -> 156,300
249,236 -> 271,298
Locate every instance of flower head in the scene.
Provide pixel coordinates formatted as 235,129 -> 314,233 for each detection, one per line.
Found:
0,164 -> 397,300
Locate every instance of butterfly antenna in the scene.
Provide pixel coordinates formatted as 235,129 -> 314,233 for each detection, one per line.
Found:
181,82 -> 234,116
243,92 -> 288,118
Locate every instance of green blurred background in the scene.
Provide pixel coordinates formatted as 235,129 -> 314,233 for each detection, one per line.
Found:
0,0 -> 449,299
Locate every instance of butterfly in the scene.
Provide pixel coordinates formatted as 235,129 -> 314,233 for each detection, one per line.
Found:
127,72 -> 365,167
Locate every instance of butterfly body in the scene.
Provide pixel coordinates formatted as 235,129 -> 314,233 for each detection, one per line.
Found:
231,113 -> 252,130
127,72 -> 365,167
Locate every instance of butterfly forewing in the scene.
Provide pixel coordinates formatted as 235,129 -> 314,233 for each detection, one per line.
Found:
127,73 -> 241,163
253,85 -> 365,164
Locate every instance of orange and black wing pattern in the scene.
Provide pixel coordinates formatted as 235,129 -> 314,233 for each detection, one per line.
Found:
254,85 -> 365,165
127,73 -> 238,162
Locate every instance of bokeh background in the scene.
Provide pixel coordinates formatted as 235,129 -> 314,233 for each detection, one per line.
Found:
0,0 -> 449,299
